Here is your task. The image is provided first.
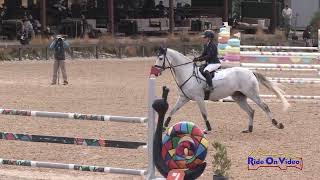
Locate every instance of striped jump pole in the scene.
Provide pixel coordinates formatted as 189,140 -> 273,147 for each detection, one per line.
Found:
241,63 -> 320,69
260,95 -> 320,100
0,159 -> 146,176
248,67 -> 319,72
240,45 -> 318,51
241,51 -> 320,57
268,77 -> 320,81
220,95 -> 320,102
0,131 -> 146,149
269,79 -> 320,84
0,109 -> 147,123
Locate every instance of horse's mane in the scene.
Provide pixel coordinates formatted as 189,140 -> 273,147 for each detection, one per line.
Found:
167,48 -> 192,62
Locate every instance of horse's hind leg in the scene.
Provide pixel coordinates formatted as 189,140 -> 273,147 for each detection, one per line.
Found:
232,92 -> 255,133
249,96 -> 284,130
164,96 -> 190,128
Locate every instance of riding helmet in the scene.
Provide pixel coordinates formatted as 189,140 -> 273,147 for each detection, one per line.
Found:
202,30 -> 215,39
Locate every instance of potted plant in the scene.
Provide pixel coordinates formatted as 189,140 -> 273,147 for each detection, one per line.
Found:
212,141 -> 231,180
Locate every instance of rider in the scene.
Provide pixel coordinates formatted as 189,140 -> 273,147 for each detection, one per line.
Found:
193,30 -> 221,91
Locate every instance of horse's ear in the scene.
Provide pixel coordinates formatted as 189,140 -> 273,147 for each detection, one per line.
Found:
158,46 -> 167,55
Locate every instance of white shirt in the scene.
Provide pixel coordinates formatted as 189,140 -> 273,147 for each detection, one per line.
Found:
282,8 -> 292,19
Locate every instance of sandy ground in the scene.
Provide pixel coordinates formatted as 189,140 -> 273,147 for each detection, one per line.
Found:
0,58 -> 319,180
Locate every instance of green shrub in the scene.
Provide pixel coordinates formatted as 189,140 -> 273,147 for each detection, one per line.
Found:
212,141 -> 231,177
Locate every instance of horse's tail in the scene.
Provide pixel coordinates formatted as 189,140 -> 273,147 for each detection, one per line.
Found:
253,72 -> 290,111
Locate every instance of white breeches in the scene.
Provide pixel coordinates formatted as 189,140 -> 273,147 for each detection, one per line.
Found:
204,63 -> 221,72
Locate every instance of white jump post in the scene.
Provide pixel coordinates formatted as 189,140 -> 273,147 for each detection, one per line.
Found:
147,77 -> 156,180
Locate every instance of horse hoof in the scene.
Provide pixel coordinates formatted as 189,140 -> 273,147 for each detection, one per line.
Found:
205,121 -> 212,131
278,123 -> 284,129
203,128 -> 212,134
242,130 -> 251,133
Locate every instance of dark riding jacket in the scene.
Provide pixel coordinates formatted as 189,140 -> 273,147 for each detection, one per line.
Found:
198,41 -> 220,64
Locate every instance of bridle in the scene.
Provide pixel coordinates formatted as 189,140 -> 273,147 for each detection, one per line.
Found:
155,50 -> 206,99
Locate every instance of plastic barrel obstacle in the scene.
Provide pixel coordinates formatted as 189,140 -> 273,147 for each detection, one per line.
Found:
153,86 -> 208,179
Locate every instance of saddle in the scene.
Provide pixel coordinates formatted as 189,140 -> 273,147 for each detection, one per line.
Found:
199,65 -> 222,78
198,65 -> 223,100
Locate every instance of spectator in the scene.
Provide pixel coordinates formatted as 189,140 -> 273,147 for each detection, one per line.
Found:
43,27 -> 54,39
282,4 -> 292,38
303,25 -> 312,47
155,1 -> 165,17
49,35 -> 70,85
80,14 -> 88,38
28,15 -> 41,35
20,16 -> 34,45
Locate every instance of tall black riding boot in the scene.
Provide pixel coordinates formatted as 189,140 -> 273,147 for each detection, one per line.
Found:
204,70 -> 213,90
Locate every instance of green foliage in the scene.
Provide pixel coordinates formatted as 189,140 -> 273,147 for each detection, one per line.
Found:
212,141 -> 231,177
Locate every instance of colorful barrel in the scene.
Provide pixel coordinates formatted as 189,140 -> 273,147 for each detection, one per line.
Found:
225,47 -> 240,54
162,122 -> 208,170
228,39 -> 240,47
218,43 -> 228,50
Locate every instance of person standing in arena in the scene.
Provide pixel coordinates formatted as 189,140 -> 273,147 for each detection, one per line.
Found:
49,35 -> 70,85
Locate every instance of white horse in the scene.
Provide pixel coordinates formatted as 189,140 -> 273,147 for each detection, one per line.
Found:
151,47 -> 289,133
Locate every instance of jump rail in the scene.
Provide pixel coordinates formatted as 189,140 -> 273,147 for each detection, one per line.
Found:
248,67 -> 319,72
241,63 -> 320,69
0,131 -> 146,149
0,109 -> 147,123
240,45 -> 318,51
0,159 -> 146,175
241,51 -> 320,57
270,79 -> 320,84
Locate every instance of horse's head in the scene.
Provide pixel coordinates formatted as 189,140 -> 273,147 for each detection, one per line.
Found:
151,47 -> 192,77
151,47 -> 170,76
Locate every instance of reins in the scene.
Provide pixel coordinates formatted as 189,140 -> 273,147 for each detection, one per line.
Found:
160,52 -> 206,100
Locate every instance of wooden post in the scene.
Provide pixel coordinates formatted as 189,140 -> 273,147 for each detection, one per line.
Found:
95,46 -> 99,59
271,0 -> 277,32
169,0 -> 174,34
45,47 -> 48,60
40,0 -> 46,32
18,48 -> 22,61
142,46 -> 145,57
224,0 -> 229,22
118,45 -> 122,58
108,0 -> 115,36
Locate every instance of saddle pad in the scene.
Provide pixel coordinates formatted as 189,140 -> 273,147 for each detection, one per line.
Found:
212,70 -> 226,81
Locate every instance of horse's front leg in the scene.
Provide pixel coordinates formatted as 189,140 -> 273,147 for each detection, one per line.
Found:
164,96 -> 190,128
195,98 -> 212,132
